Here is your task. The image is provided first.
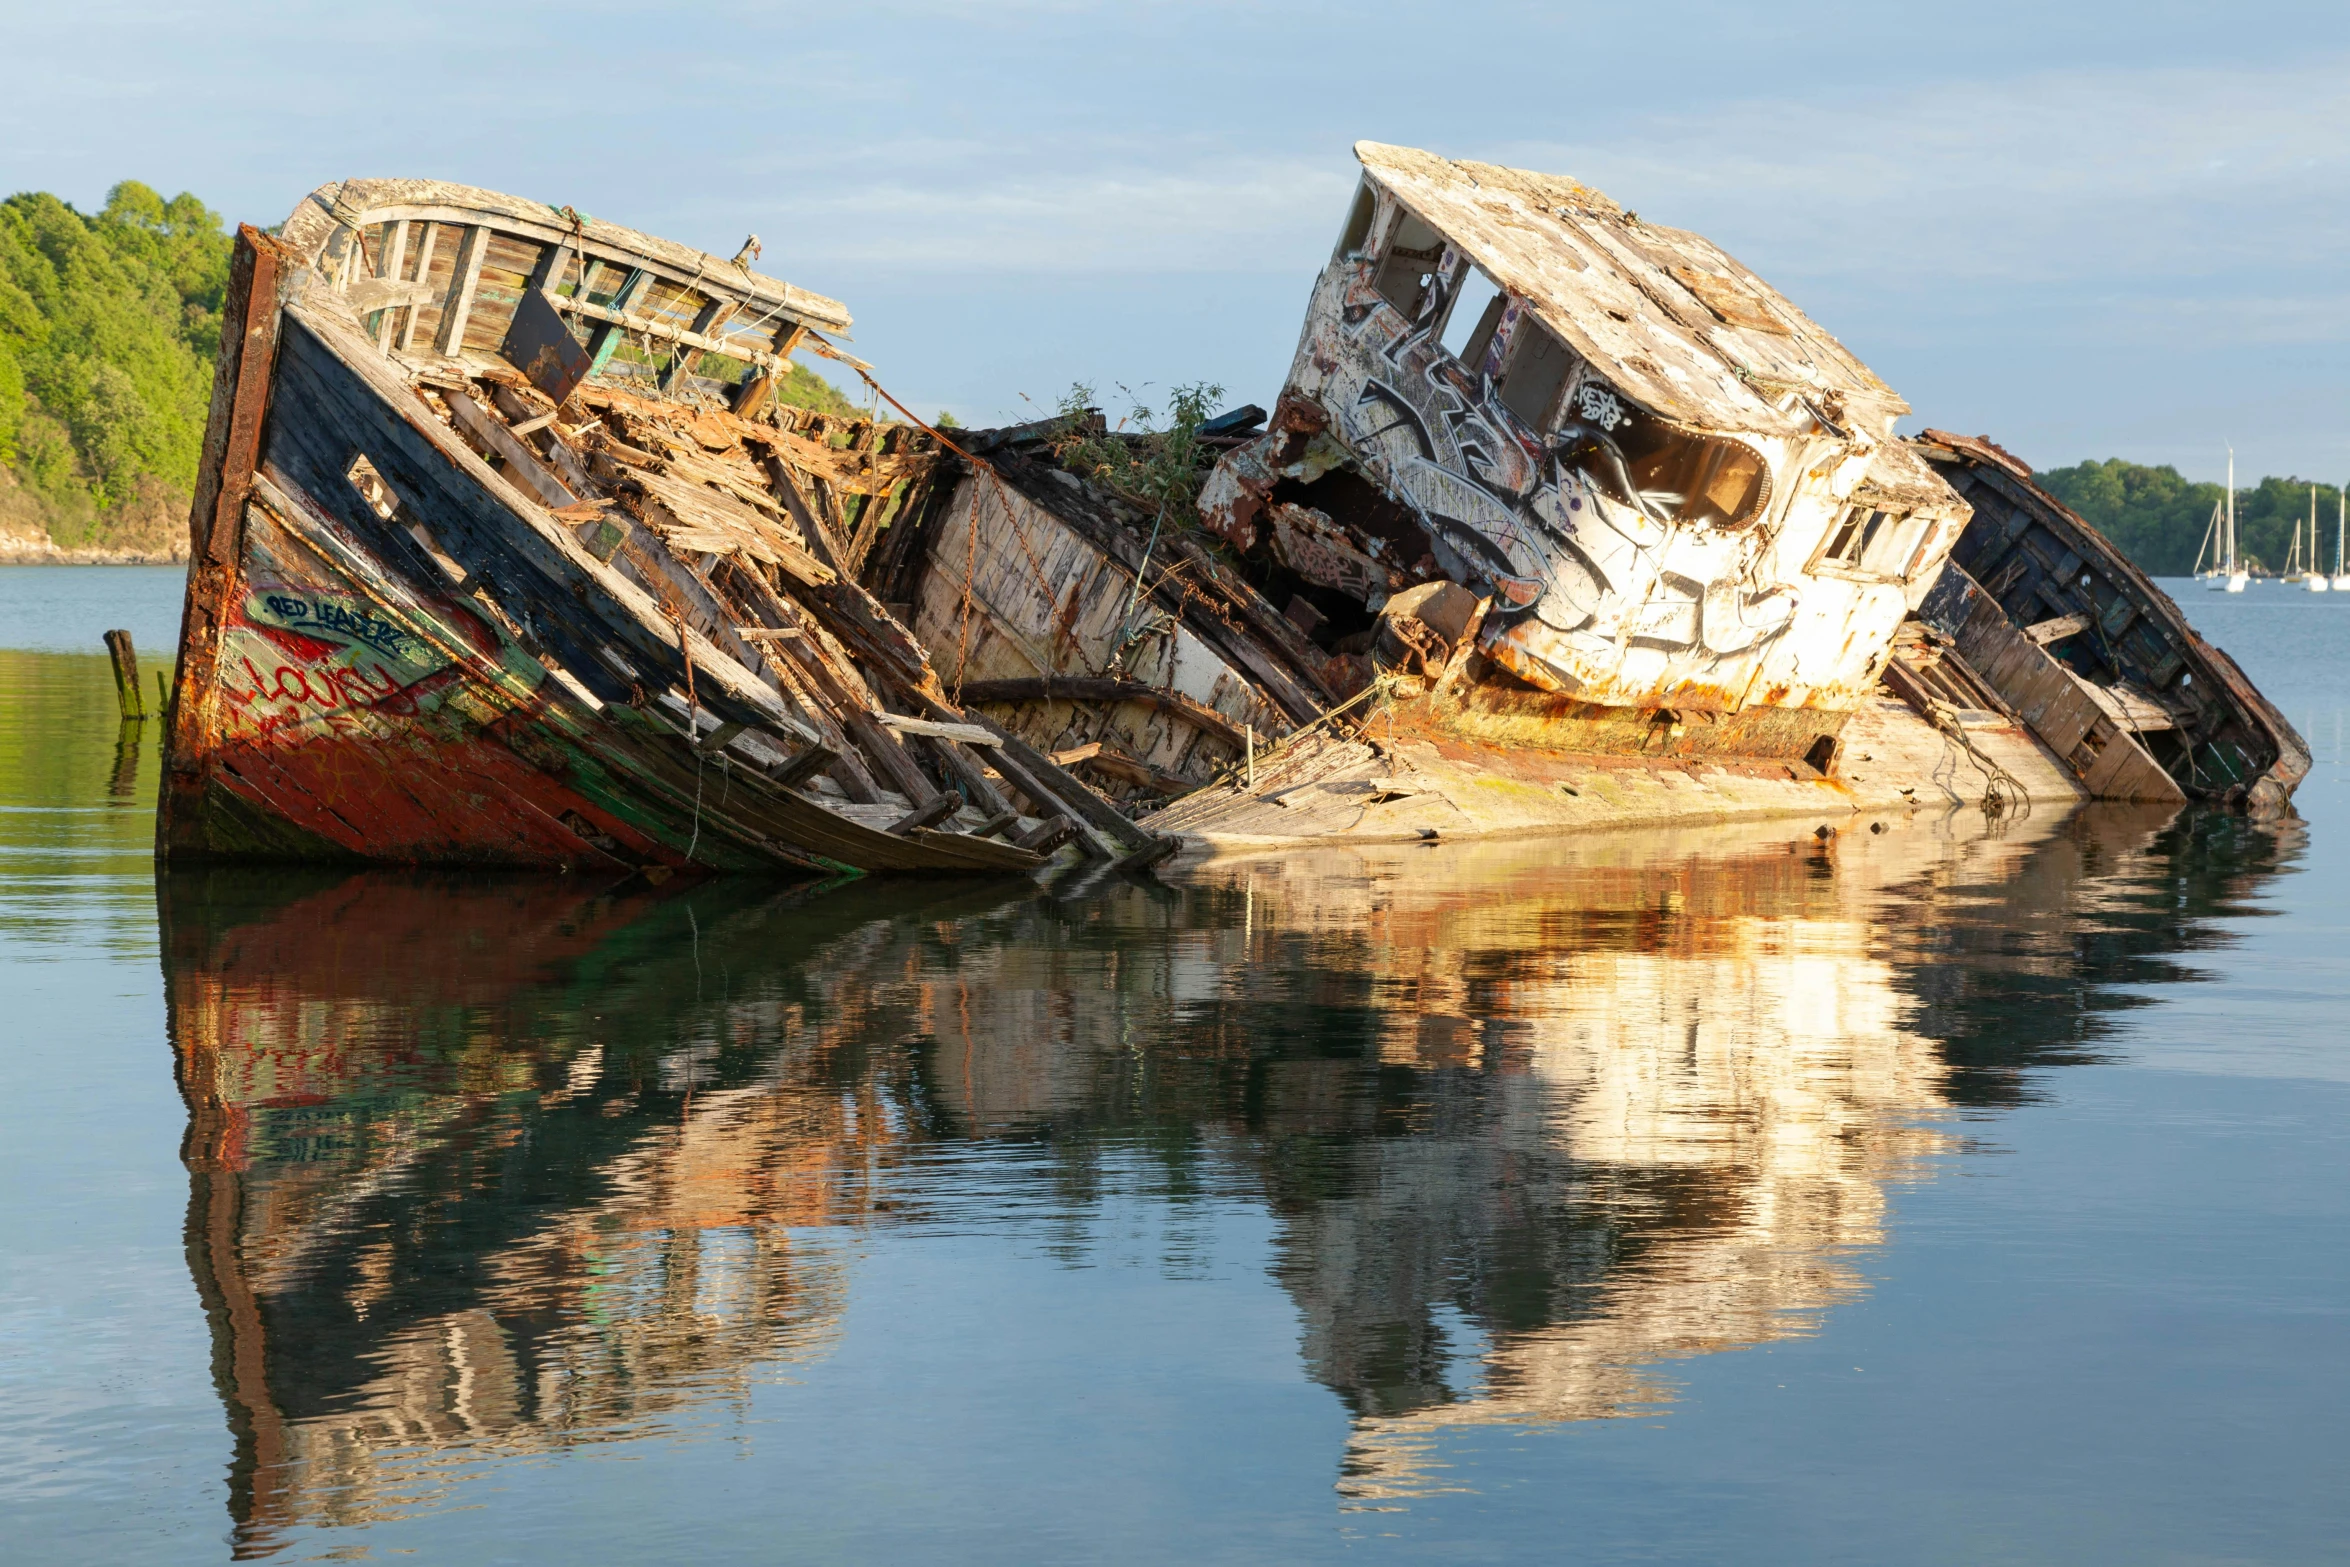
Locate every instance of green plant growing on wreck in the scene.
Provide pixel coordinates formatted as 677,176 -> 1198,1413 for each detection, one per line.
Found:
1047,380 -> 1228,673
1048,380 -> 1226,531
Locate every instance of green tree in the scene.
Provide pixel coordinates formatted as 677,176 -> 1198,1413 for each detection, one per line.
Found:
0,181 -> 229,551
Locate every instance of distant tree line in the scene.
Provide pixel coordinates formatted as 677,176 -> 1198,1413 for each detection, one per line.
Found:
2036,459 -> 2347,578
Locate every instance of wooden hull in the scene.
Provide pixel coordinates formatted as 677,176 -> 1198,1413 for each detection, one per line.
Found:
873,454 -> 1321,804
160,209 -> 1115,876
1916,431 -> 2309,812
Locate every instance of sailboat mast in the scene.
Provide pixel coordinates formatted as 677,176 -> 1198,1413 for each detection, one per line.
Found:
2227,448 -> 2237,572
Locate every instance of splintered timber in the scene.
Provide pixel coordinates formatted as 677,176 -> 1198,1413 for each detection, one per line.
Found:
159,155 -> 2306,877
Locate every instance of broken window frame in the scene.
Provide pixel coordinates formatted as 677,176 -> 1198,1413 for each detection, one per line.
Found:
1438,259 -> 1508,377
1808,502 -> 1935,582
1371,207 -> 1447,322
1496,314 -> 1575,430
1336,180 -> 1379,262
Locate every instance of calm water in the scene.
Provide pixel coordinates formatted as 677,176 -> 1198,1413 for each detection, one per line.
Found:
2,569 -> 2346,1564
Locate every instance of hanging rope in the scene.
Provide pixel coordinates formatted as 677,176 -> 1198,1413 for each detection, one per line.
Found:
1921,694 -> 2030,817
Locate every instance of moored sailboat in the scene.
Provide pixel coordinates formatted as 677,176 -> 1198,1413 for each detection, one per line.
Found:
2211,448 -> 2248,592
2294,486 -> 2329,591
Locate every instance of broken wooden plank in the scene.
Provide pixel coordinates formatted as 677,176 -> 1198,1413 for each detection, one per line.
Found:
371,219 -> 410,350
2025,612 -> 2088,645
1012,816 -> 1079,855
1053,740 -> 1189,796
564,288 -> 786,373
878,713 -> 1000,746
953,676 -> 1248,752
886,793 -> 960,835
956,710 -> 1163,856
443,390 -> 578,510
434,224 -> 491,355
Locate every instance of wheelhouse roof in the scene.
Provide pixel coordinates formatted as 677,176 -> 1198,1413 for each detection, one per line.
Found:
1354,141 -> 1904,443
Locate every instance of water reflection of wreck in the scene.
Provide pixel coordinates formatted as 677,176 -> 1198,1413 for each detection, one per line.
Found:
170,807 -> 2298,1543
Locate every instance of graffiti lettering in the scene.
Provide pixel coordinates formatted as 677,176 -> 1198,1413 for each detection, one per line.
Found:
255,593 -> 414,658
235,654 -> 442,726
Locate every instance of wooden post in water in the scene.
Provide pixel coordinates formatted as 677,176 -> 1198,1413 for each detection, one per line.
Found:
103,630 -> 145,720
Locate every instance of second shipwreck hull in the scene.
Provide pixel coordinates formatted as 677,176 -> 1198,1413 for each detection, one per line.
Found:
1914,431 -> 2309,813
163,183 -> 1169,875
860,420 -> 1345,806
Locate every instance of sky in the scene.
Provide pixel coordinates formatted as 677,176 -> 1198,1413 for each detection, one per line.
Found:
6,0 -> 2350,484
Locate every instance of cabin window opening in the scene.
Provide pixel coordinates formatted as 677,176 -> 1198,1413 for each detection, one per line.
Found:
1373,211 -> 1445,319
1559,382 -> 1773,527
1337,182 -> 1378,260
1902,520 -> 1945,580
1441,266 -> 1507,373
1611,422 -> 1771,528
1821,506 -> 1871,565
1815,504 -> 1930,578
1498,319 -> 1573,429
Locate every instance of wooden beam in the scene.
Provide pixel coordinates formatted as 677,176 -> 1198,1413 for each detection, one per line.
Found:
567,288 -> 786,374
396,221 -> 440,352
876,712 -> 1000,746
162,224 -> 294,858
582,269 -> 652,379
443,390 -> 578,510
730,322 -> 807,416
104,630 -> 145,720
372,219 -> 409,350
951,676 -> 1249,752
886,793 -> 959,835
528,240 -> 574,292
433,224 -> 491,356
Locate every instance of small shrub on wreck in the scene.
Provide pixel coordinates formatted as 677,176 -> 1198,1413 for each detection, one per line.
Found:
1048,380 -> 1224,531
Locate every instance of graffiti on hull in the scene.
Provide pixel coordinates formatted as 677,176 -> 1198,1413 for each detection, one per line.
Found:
215,513 -> 545,747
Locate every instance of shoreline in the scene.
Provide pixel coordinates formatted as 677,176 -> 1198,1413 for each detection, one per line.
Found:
0,544 -> 189,566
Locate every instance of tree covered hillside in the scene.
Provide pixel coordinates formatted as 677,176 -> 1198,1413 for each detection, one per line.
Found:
2036,459 -> 2345,578
0,182 -> 230,555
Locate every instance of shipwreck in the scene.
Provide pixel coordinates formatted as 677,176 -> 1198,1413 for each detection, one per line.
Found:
162,180 -> 1172,875
872,142 -> 2305,837
877,142 -> 1979,811
162,158 -> 2305,876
